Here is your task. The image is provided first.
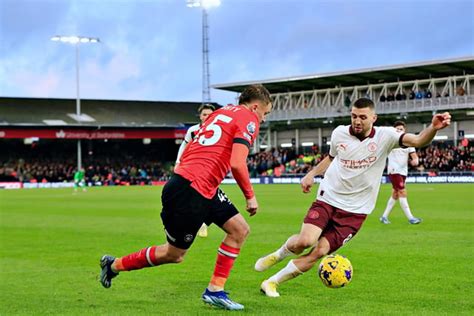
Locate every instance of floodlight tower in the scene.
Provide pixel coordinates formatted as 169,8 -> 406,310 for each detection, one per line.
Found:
51,35 -> 100,171
187,0 -> 221,104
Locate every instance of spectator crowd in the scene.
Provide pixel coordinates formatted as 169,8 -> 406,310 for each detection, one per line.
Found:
1,142 -> 472,184
0,157 -> 171,184
379,86 -> 466,102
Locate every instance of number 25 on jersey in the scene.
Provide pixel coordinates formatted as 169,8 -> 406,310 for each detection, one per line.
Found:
196,114 -> 233,146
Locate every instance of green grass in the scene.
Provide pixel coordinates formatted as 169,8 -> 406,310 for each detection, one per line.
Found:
1,184 -> 473,315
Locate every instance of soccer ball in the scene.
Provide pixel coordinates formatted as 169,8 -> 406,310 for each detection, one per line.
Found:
318,254 -> 353,288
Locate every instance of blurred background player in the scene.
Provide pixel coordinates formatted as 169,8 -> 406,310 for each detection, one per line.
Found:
254,98 -> 451,298
99,84 -> 272,311
175,103 -> 215,237
380,121 -> 421,224
73,168 -> 86,192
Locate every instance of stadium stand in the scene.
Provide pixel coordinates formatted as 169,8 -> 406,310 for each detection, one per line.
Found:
1,57 -> 473,186
213,56 -> 474,154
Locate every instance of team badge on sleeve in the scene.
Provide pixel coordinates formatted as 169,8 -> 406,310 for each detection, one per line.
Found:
247,122 -> 256,135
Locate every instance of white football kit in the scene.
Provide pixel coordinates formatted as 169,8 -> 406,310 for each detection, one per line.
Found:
176,123 -> 201,163
317,125 -> 403,215
387,147 -> 415,176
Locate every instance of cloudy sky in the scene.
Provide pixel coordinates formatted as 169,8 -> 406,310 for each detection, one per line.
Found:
1,0 -> 473,105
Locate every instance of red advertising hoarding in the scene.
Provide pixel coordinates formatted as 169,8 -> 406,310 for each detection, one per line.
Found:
0,128 -> 186,139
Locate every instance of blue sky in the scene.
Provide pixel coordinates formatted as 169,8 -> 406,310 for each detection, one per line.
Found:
1,0 -> 473,105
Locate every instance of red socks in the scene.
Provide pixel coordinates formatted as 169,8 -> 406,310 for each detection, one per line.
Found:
210,243 -> 240,289
116,246 -> 158,271
113,242 -> 241,291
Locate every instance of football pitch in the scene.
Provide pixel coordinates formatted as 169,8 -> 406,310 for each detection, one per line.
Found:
1,183 -> 473,315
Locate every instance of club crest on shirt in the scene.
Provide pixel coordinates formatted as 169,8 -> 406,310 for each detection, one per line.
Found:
368,142 -> 377,152
247,122 -> 256,135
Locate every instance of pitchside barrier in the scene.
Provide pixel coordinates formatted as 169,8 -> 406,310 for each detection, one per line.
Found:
1,173 -> 473,189
222,175 -> 474,185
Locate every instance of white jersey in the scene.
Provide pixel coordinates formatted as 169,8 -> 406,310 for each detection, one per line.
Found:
317,125 -> 403,215
175,123 -> 201,163
387,147 -> 415,176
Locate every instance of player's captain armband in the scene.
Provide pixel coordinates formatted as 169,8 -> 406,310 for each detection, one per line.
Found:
234,138 -> 251,149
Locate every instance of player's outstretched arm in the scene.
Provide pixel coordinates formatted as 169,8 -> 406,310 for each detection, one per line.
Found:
402,112 -> 451,148
301,155 -> 333,193
230,143 -> 258,216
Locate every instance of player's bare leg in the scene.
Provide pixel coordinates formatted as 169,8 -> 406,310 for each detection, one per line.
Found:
255,223 -> 322,272
202,214 -> 248,310
261,237 -> 330,297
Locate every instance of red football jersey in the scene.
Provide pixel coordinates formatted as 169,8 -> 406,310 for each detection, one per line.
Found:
175,105 -> 260,199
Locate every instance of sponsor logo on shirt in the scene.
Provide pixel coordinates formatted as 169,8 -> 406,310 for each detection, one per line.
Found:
340,156 -> 377,169
247,122 -> 256,135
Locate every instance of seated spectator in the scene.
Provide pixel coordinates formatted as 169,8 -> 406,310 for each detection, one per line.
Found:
415,90 -> 424,99
395,91 -> 406,101
409,90 -> 416,100
387,91 -> 395,102
425,89 -> 432,98
379,94 -> 386,102
344,95 -> 351,108
456,86 -> 466,96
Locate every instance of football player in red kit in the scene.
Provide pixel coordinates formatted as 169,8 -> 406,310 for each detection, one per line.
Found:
99,84 -> 272,310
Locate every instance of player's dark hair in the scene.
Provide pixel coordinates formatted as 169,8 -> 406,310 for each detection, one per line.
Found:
198,104 -> 215,113
393,120 -> 406,128
239,84 -> 272,106
352,98 -> 375,110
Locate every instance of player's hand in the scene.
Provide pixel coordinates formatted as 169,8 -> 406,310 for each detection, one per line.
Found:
246,196 -> 258,217
432,112 -> 451,130
301,173 -> 314,193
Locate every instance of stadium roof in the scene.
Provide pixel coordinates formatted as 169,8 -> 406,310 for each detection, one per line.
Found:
0,97 -> 220,127
213,56 -> 474,93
